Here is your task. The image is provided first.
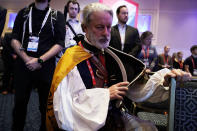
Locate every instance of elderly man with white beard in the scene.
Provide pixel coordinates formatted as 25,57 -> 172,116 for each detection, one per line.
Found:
46,2 -> 191,131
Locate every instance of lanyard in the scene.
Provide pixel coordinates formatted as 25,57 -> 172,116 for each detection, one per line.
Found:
178,60 -> 183,69
142,46 -> 149,59
191,57 -> 196,69
20,18 -> 28,50
29,7 -> 51,36
163,54 -> 168,64
86,60 -> 96,86
78,42 -> 96,86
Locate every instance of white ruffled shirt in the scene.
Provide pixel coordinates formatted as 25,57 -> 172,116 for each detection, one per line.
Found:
53,66 -> 109,131
53,66 -> 171,131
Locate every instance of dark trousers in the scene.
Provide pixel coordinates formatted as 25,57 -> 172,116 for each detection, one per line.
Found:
1,53 -> 14,92
12,58 -> 55,131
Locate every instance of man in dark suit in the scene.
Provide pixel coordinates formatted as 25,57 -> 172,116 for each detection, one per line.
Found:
157,45 -> 173,70
109,5 -> 141,112
110,5 -> 141,57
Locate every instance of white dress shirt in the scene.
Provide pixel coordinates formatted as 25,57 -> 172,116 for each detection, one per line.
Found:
118,24 -> 126,51
65,17 -> 84,48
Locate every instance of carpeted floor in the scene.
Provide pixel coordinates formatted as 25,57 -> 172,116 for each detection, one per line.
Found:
0,90 -> 41,131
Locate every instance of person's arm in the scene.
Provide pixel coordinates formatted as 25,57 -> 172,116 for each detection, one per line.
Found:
26,11 -> 65,71
11,39 -> 32,63
11,38 -> 62,71
163,69 -> 191,86
53,67 -> 110,130
131,68 -> 171,103
40,45 -> 63,62
184,65 -> 190,73
145,69 -> 191,103
11,8 -> 29,62
43,10 -> 65,61
26,44 -> 63,71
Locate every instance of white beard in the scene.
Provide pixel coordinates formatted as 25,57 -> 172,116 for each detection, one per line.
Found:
86,30 -> 110,50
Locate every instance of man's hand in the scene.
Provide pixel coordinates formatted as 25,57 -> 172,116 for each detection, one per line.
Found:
163,69 -> 192,86
162,64 -> 170,68
145,69 -> 151,73
161,65 -> 166,68
109,82 -> 129,100
166,65 -> 171,68
26,58 -> 42,71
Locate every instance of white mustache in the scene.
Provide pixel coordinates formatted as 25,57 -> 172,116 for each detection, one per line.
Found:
99,37 -> 110,42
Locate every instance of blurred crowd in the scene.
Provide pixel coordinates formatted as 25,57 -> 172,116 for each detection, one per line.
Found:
136,31 -> 197,75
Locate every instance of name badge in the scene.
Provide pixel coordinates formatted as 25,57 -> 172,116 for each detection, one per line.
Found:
149,49 -> 154,54
144,59 -> 149,67
27,36 -> 39,52
193,69 -> 197,76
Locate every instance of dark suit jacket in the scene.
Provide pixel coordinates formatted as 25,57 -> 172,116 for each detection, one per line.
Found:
110,24 -> 141,57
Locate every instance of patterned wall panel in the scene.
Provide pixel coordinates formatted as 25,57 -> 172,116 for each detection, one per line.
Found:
174,85 -> 197,131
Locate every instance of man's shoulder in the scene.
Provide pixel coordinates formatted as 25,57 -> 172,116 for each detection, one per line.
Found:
55,10 -> 63,15
58,46 -> 91,69
111,24 -> 118,29
14,7 -> 29,22
126,25 -> 138,31
20,3 -> 35,16
111,25 -> 118,35
17,6 -> 29,16
49,9 -> 64,27
184,56 -> 192,62
50,8 -> 62,16
54,10 -> 64,21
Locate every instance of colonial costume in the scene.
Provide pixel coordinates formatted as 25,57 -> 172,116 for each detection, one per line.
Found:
46,36 -> 170,131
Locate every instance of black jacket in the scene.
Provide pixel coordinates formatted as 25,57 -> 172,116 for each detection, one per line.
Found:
110,24 -> 141,57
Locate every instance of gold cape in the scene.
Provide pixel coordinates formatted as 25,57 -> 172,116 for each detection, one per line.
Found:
46,45 -> 91,131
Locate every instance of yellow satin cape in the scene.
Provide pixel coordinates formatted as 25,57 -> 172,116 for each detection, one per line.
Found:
46,45 -> 91,131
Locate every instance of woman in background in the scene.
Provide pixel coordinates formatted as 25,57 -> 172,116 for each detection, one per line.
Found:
173,51 -> 184,70
137,31 -> 158,72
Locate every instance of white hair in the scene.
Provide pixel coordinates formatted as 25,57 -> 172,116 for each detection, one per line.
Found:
82,2 -> 113,26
